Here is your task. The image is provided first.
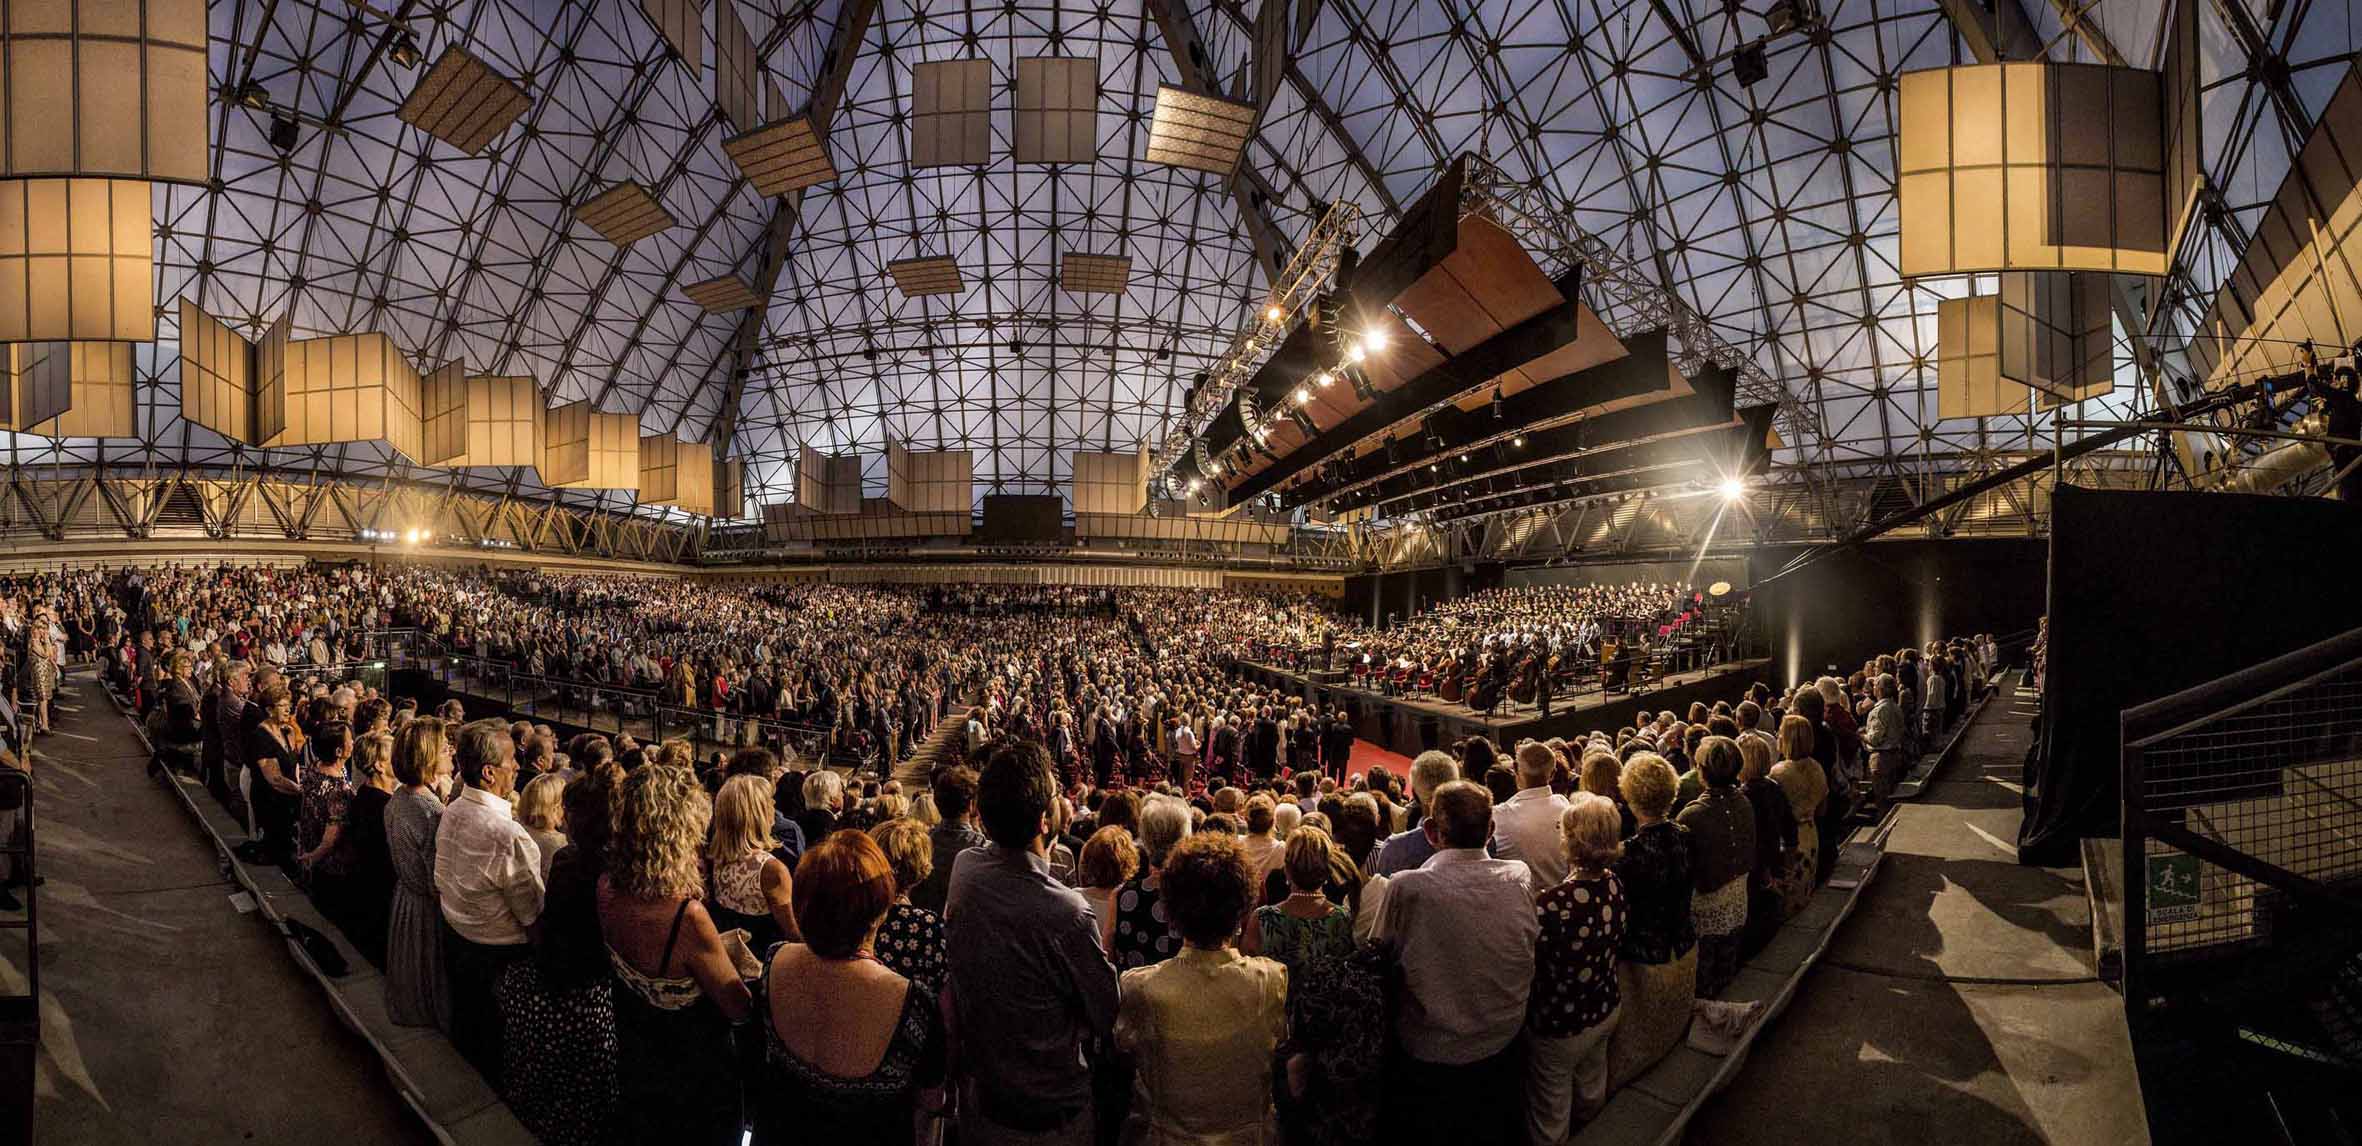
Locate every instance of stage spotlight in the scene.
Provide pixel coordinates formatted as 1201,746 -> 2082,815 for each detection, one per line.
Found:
268,112 -> 302,154
1264,304 -> 1284,324
1384,435 -> 1400,464
1187,478 -> 1201,494
1719,477 -> 1747,501
387,29 -> 424,69
233,82 -> 272,111
1293,386 -> 1311,406
1345,341 -> 1366,364
1512,436 -> 1525,447
1350,370 -> 1376,402
403,528 -> 421,544
1313,370 -> 1333,388
1491,388 -> 1504,420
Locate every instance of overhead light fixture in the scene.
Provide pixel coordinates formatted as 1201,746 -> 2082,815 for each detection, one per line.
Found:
1491,387 -> 1505,420
1513,436 -> 1525,447
387,29 -> 424,70
1293,387 -> 1310,406
268,112 -> 302,154
1313,370 -> 1333,388
1720,476 -> 1747,501
1264,304 -> 1285,324
1346,342 -> 1366,363
1732,42 -> 1769,88
233,82 -> 273,111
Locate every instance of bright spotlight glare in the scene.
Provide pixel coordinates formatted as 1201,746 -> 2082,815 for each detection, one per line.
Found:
1363,328 -> 1388,352
1293,387 -> 1310,405
1345,342 -> 1366,363
1264,304 -> 1284,324
1719,477 -> 1747,501
1313,370 -> 1333,388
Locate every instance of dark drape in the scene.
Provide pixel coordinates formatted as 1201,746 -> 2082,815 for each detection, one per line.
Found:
2018,485 -> 2362,865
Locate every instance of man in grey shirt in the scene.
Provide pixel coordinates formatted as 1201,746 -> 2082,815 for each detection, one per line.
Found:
945,739 -> 1118,1145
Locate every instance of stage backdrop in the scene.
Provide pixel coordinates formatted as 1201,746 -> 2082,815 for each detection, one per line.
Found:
1747,537 -> 2047,693
2019,485 -> 2362,865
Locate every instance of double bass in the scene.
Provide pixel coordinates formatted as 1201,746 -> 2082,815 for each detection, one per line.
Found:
1438,648 -> 1466,703
1466,650 -> 1506,713
1508,641 -> 1541,706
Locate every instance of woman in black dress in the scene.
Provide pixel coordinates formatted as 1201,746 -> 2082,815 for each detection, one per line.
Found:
312,731 -> 398,965
751,830 -> 945,1146
598,764 -> 757,1146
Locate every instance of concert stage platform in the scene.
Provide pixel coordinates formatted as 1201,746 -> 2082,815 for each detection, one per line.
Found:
1239,657 -> 1772,756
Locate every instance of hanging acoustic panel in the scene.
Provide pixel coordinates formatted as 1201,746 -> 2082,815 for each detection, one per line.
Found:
0,0 -> 209,183
419,361 -> 468,465
673,443 -> 716,516
277,331 -> 426,461
576,181 -> 674,247
684,274 -> 763,312
0,345 -> 72,431
715,455 -> 746,520
722,115 -> 837,198
398,46 -> 531,156
541,401 -> 639,488
1146,85 -> 1255,176
887,256 -> 963,298
1898,62 -> 2168,277
912,58 -> 991,168
641,0 -> 703,81
795,448 -> 860,514
638,431 -> 681,505
713,0 -> 759,132
1071,447 -> 1150,515
1060,251 -> 1131,295
24,340 -> 135,438
885,438 -> 972,513
421,373 -> 543,468
1936,272 -> 2114,419
0,178 -> 153,342
179,297 -> 253,443
1015,57 -> 1098,164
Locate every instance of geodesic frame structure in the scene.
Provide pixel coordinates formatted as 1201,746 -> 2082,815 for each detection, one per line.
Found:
0,0 -> 2338,558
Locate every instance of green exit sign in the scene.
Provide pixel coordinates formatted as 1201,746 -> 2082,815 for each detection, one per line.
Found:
2147,853 -> 2202,924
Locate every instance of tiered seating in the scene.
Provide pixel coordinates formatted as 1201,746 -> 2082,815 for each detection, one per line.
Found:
895,705 -> 974,789
103,683 -> 534,1145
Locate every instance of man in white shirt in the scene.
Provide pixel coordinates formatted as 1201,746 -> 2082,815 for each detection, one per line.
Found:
1380,781 -> 1537,1146
1488,740 -> 1570,890
434,718 -> 543,1086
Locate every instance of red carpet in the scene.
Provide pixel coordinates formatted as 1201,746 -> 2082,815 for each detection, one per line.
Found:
1344,738 -> 1413,781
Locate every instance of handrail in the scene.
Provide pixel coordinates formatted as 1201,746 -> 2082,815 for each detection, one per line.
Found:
2122,624 -> 2362,748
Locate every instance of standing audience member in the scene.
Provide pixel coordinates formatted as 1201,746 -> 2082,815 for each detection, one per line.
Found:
1076,825 -> 1140,956
1675,736 -> 1755,998
1244,827 -> 1378,1146
1605,754 -> 1696,1090
867,817 -> 948,995
1737,734 -> 1805,953
911,765 -> 982,914
1490,739 -> 1572,890
434,718 -> 545,1084
1115,832 -> 1289,1144
704,772 -> 799,953
1379,781 -> 1536,1146
516,772 -> 569,882
500,765 -> 622,1146
752,830 -> 947,1146
1526,793 -> 1630,1143
1111,795 -> 1193,969
313,730 -> 398,964
945,739 -> 1119,1146
598,765 -> 757,1146
1370,751 -> 1459,876
385,717 -> 453,1031
245,684 -> 303,865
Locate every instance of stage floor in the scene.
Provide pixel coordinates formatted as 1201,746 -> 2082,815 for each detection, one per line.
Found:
1240,657 -> 1772,754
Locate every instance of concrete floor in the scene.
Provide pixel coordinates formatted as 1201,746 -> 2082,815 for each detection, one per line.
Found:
1688,680 -> 2150,1146
23,674 -> 428,1145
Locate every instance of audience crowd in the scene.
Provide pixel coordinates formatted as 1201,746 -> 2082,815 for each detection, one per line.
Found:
50,560 -> 2003,1145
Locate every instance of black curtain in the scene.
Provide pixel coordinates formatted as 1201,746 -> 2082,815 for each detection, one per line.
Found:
2019,485 -> 2362,865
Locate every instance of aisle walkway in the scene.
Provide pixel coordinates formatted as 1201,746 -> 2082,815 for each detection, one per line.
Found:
1687,678 -> 2149,1145
27,673 -> 427,1144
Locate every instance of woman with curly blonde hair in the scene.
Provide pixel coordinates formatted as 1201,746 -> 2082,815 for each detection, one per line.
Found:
599,765 -> 756,1145
704,773 -> 798,952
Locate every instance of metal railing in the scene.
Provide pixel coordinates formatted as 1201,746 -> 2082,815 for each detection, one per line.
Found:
2120,625 -> 2362,1019
393,646 -> 895,773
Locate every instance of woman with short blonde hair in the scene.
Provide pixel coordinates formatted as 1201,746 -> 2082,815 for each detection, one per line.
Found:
1527,792 -> 1631,1141
1605,753 -> 1697,1090
704,773 -> 797,952
517,772 -> 569,882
